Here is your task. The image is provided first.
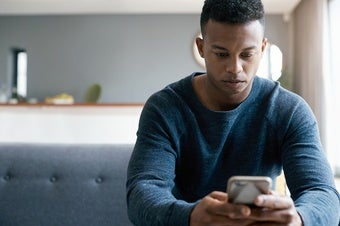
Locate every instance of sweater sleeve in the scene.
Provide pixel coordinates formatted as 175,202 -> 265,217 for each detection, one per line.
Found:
126,93 -> 196,226
280,99 -> 340,226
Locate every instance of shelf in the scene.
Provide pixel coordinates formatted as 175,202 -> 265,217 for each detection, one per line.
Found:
0,102 -> 144,107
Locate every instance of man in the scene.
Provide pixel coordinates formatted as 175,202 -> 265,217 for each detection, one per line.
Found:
126,0 -> 340,225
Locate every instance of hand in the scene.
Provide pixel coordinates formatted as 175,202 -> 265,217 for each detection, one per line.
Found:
247,191 -> 303,226
190,191 -> 303,226
190,191 -> 255,226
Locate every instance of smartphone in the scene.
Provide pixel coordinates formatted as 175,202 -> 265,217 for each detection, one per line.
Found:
227,176 -> 272,205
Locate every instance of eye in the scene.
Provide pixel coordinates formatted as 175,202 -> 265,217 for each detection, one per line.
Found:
241,52 -> 255,58
215,52 -> 228,58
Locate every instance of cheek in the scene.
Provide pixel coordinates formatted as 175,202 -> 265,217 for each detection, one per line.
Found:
246,57 -> 262,70
204,59 -> 224,73
204,54 -> 224,67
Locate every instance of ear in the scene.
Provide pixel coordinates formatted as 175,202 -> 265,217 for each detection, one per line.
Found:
195,37 -> 204,58
261,38 -> 268,53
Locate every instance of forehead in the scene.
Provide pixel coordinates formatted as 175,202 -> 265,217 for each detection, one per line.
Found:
204,20 -> 264,47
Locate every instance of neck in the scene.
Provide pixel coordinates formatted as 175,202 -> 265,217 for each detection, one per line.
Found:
193,74 -> 247,111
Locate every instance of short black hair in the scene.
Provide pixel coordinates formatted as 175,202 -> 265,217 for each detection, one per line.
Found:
200,0 -> 265,36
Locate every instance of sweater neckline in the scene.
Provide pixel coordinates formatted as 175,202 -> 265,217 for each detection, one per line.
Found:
187,72 -> 260,115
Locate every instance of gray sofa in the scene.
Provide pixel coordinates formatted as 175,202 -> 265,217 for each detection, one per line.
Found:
0,143 -> 134,226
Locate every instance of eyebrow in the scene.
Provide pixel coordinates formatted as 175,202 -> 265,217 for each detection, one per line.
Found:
211,44 -> 258,51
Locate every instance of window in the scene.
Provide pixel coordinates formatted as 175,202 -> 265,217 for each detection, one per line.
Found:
12,48 -> 27,99
257,44 -> 283,81
328,0 -> 340,175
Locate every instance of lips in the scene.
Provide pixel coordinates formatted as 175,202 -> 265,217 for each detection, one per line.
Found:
223,80 -> 244,83
221,79 -> 246,90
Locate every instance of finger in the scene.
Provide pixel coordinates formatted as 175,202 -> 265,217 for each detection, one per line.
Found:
220,203 -> 252,218
207,192 -> 252,218
209,191 -> 228,202
249,208 -> 298,223
225,204 -> 251,218
254,194 -> 293,209
268,190 -> 278,195
193,192 -> 255,226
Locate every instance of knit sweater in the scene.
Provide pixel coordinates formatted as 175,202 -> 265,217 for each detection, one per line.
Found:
127,72 -> 340,226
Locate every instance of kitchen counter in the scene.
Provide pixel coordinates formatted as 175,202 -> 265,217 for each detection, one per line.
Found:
0,103 -> 143,144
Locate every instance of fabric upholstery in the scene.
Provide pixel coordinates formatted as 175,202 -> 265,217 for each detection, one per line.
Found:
0,143 -> 133,226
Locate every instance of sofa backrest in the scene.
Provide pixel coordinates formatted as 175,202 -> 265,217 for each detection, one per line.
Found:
0,143 -> 134,226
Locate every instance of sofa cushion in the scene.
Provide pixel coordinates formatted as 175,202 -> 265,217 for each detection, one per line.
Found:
0,143 -> 133,226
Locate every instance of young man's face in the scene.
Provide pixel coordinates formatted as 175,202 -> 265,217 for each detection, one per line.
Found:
196,19 -> 267,102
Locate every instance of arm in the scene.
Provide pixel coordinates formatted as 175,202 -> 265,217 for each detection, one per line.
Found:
280,100 -> 340,225
126,95 -> 195,226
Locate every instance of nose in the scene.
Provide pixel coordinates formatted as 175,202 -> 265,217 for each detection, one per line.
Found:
226,57 -> 243,75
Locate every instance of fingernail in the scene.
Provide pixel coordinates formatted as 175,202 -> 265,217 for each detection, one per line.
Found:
242,207 -> 250,216
255,196 -> 263,205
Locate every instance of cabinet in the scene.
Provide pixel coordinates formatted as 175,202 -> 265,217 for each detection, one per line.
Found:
0,104 -> 142,144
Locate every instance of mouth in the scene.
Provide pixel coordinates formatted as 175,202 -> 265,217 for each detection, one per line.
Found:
222,80 -> 245,84
221,79 -> 246,89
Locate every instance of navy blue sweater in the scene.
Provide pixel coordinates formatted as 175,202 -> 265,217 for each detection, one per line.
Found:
127,73 -> 340,225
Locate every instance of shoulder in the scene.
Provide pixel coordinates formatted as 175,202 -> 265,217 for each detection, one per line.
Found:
255,77 -> 317,131
145,74 -> 192,106
136,74 -> 200,141
143,72 -> 202,111
140,73 -> 198,122
255,77 -> 308,113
